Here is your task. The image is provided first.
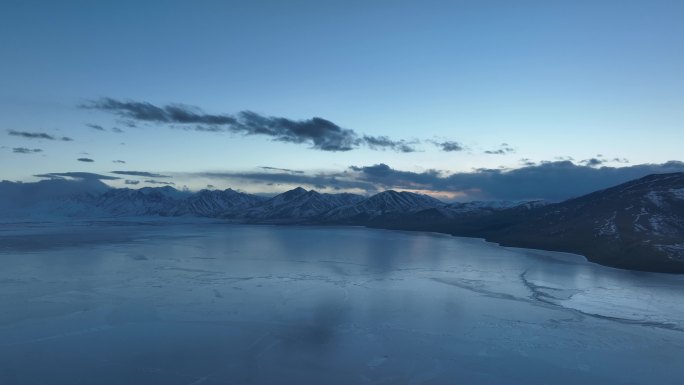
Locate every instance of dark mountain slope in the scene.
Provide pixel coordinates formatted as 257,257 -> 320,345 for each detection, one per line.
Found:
366,173 -> 684,273
480,172 -> 684,272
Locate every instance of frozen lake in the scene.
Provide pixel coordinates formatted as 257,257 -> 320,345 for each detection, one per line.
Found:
1,220 -> 683,384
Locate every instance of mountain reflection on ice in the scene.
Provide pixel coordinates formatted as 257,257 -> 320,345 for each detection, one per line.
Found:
1,220 -> 683,385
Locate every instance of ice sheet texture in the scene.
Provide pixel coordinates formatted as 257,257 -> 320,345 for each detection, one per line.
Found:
1,221 -> 683,385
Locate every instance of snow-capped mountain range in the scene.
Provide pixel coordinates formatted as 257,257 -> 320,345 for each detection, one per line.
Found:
0,179 -> 530,221
1,172 -> 683,273
237,187 -> 365,220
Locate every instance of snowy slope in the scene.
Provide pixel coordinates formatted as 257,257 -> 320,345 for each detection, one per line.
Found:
236,188 -> 364,220
170,188 -> 266,217
322,190 -> 445,220
93,186 -> 191,216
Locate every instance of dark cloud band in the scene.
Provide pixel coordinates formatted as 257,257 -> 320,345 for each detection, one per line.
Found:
259,166 -> 305,174
191,170 -> 376,192
111,171 -> 171,178
82,98 -> 420,153
144,179 -> 175,185
34,172 -> 120,180
8,130 -> 73,141
484,143 -> 515,155
362,136 -> 419,153
12,147 -> 42,154
85,123 -> 105,131
190,161 -> 684,201
348,161 -> 684,201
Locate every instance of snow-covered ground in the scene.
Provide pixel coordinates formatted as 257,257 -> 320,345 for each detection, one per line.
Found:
1,221 -> 683,384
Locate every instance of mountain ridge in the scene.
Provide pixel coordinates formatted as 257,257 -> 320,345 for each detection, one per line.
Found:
1,173 -> 683,273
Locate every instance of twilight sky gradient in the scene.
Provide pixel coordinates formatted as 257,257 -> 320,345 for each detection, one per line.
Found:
1,0 -> 683,200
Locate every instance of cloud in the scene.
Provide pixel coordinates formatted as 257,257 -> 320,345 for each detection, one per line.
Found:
580,155 -> 629,167
227,110 -> 360,151
83,98 -> 237,125
87,122 -> 125,134
112,160 -> 126,163
259,166 -> 305,174
109,159 -> 684,201
8,130 -> 73,141
430,140 -> 465,152
85,123 -> 105,131
144,179 -> 175,185
349,164 -> 446,192
361,136 -> 419,152
83,98 -> 416,152
34,172 -> 120,180
124,179 -> 140,185
580,158 -> 604,167
554,156 -> 575,161
200,161 -> 684,201
347,161 -> 684,201
191,170 -> 376,192
111,171 -> 171,178
12,147 -> 42,154
484,144 -> 515,155
77,158 -> 94,162
8,130 -> 54,140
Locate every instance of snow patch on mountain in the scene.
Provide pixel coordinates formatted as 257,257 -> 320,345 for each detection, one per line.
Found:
597,212 -> 619,238
655,244 -> 684,262
322,190 -> 445,220
670,188 -> 684,200
236,188 -> 365,220
172,189 -> 266,217
645,191 -> 665,208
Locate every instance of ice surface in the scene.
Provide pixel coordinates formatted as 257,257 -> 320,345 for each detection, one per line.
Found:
1,221 -> 683,384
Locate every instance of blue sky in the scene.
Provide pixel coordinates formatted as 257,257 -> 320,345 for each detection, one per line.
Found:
1,0 -> 683,200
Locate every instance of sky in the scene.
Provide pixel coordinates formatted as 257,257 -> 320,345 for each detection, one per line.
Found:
1,0 -> 683,201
